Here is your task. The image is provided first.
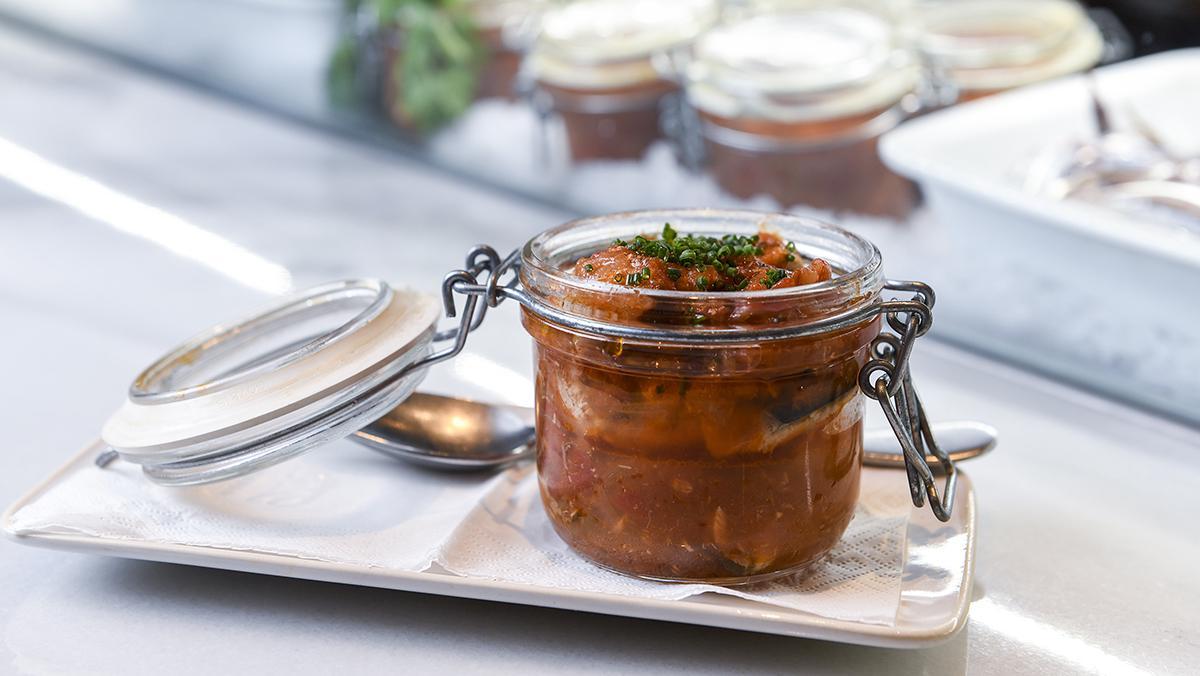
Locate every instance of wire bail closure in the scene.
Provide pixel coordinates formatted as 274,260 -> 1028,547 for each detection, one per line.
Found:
859,281 -> 957,522
432,246 -> 956,522
413,245 -> 523,373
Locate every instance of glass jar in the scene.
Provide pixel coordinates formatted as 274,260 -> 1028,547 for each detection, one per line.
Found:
467,0 -> 546,100
911,0 -> 1103,102
684,9 -> 921,217
730,0 -> 912,22
530,0 -> 719,162
517,210 -> 884,583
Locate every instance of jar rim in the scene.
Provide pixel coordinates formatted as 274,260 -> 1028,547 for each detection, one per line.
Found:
691,9 -> 898,93
520,208 -> 883,306
535,0 -> 718,65
684,9 -> 917,123
913,0 -> 1091,69
467,0 -> 546,30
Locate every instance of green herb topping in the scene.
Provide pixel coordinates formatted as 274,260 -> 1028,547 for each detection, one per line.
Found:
616,266 -> 654,287
762,268 -> 788,288
614,224 -> 782,270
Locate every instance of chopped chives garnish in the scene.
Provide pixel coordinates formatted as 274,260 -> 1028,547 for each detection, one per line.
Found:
594,223 -> 819,292
663,222 -> 677,242
615,224 -> 797,270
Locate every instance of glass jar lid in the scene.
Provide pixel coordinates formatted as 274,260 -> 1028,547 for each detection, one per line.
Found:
102,280 -> 441,485
467,0 -> 548,30
911,0 -> 1102,91
729,0 -> 910,22
531,0 -> 719,89
685,8 -> 918,122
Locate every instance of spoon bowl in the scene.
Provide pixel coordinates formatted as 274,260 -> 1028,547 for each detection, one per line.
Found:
353,393 -> 535,470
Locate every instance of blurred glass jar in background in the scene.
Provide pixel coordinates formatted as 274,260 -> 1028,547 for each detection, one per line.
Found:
910,0 -> 1103,102
467,0 -> 546,100
727,0 -> 913,22
683,8 -> 920,217
530,0 -> 720,162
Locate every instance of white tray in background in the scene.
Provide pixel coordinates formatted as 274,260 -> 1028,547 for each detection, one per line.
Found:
3,441 -> 976,649
880,49 -> 1200,425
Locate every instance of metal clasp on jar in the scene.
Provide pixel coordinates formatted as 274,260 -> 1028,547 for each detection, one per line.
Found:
859,281 -> 957,522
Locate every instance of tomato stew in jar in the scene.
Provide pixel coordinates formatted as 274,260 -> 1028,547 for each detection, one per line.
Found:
530,0 -> 719,162
495,209 -> 952,584
911,0 -> 1102,102
684,9 -> 920,218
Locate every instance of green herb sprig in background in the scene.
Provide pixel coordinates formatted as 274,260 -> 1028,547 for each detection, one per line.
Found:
329,0 -> 483,134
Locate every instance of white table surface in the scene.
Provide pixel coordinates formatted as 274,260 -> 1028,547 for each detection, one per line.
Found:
1,22 -> 1198,676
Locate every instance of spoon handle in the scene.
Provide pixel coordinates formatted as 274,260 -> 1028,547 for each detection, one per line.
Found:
863,421 -> 997,469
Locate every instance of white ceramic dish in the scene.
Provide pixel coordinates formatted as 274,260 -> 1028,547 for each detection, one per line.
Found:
880,49 -> 1200,425
4,441 -> 976,648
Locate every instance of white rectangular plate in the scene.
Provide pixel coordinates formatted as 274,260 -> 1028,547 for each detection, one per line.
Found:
4,441 -> 975,648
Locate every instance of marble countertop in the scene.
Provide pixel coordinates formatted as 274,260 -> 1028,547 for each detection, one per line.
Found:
1,21 -> 1198,676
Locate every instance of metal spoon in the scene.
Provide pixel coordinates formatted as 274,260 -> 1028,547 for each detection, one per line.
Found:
352,393 -> 535,470
351,393 -> 997,471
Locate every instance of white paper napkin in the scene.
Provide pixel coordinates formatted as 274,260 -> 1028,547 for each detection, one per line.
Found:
7,441 -> 506,571
436,465 -> 911,625
8,439 -> 912,626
